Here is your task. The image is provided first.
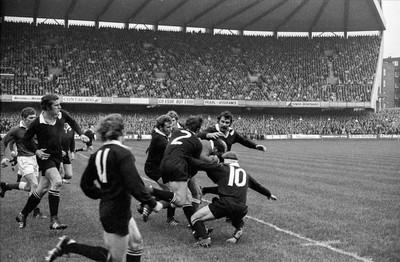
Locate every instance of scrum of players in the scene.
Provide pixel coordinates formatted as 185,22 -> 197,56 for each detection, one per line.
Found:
0,94 -> 276,262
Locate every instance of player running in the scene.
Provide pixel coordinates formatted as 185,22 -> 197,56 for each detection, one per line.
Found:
45,113 -> 162,262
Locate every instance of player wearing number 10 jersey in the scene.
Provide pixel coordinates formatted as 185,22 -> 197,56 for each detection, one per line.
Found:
189,151 -> 277,247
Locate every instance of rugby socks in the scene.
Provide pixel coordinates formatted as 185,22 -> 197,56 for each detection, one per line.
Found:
48,190 -> 60,217
65,242 -> 109,261
182,205 -> 195,227
21,191 -> 41,216
192,219 -> 208,239
167,206 -> 176,219
202,186 -> 219,195
192,198 -> 201,211
127,248 -> 142,262
151,188 -> 175,202
5,182 -> 28,191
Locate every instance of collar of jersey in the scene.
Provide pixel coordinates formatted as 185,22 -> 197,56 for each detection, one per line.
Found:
154,127 -> 168,138
19,120 -> 28,129
104,140 -> 130,150
223,159 -> 239,166
39,111 -> 62,125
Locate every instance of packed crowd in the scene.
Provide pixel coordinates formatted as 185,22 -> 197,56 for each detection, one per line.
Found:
1,22 -> 380,102
1,108 -> 399,136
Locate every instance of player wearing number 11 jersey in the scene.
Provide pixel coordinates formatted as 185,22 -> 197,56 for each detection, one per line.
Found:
46,114 -> 162,262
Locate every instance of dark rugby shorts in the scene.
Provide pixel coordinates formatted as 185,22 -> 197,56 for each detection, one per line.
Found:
144,163 -> 162,182
37,155 -> 62,174
208,197 -> 248,220
160,156 -> 189,183
100,201 -> 132,236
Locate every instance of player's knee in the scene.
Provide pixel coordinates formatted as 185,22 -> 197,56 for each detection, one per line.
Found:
52,180 -> 63,188
172,196 -> 185,207
129,235 -> 144,251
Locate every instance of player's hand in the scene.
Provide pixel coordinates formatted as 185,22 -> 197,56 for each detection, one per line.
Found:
153,201 -> 163,213
80,134 -> 89,143
10,151 -> 17,157
1,158 -> 10,168
269,194 -> 277,201
256,145 -> 266,152
36,148 -> 50,160
70,152 -> 75,160
62,150 -> 66,157
206,132 -> 223,139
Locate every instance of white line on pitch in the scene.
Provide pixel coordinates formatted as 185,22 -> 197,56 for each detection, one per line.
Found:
76,155 -> 373,262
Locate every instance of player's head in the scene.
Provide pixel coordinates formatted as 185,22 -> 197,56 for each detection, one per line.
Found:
213,138 -> 227,155
221,151 -> 239,164
21,107 -> 37,126
96,114 -> 124,142
41,94 -> 61,114
156,114 -> 173,136
167,110 -> 179,128
185,115 -> 203,133
217,111 -> 233,131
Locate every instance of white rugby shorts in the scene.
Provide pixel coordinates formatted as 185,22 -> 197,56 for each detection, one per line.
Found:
17,156 -> 39,177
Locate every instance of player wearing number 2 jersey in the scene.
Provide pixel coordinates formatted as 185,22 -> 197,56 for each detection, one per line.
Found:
146,115 -> 203,229
46,114 -> 162,262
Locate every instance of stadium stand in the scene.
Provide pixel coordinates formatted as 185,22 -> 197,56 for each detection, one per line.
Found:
1,108 -> 399,137
1,22 -> 380,102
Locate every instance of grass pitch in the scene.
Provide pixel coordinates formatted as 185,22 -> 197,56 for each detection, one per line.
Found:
0,139 -> 399,262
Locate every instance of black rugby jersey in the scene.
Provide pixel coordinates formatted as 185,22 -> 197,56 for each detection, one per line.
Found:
197,124 -> 257,151
23,109 -> 82,157
80,140 -> 156,208
163,128 -> 202,160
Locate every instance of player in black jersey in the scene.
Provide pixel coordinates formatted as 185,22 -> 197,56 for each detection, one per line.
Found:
145,116 -> 203,228
45,114 -> 162,262
190,152 -> 277,247
197,111 -> 266,152
20,94 -> 89,230
75,124 -> 95,153
142,114 -> 178,225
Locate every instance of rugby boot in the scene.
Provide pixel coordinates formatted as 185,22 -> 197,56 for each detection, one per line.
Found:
33,207 -> 48,219
0,182 -> 10,198
226,228 -> 243,243
142,204 -> 152,222
50,218 -> 67,230
194,237 -> 211,248
15,213 -> 27,228
45,235 -> 75,262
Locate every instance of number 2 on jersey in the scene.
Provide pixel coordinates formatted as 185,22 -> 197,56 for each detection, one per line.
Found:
170,130 -> 191,145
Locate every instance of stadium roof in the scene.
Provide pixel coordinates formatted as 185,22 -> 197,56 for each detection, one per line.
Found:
1,0 -> 386,33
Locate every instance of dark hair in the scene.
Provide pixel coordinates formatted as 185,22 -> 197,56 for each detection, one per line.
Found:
167,110 -> 179,120
217,111 -> 233,123
21,107 -> 37,118
41,94 -> 59,110
96,114 -> 124,142
156,114 -> 172,129
185,115 -> 203,133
